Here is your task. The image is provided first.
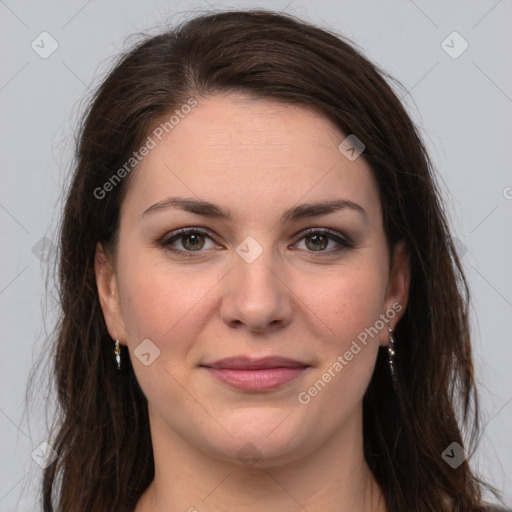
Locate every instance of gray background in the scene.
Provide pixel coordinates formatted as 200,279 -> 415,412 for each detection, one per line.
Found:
1,0 -> 511,509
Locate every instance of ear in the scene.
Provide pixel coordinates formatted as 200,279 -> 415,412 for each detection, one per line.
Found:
379,240 -> 410,346
94,241 -> 127,345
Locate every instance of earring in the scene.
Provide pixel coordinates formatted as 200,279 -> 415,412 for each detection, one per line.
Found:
387,326 -> 398,391
114,338 -> 121,370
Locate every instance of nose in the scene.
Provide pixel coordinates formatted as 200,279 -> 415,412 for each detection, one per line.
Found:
219,246 -> 293,334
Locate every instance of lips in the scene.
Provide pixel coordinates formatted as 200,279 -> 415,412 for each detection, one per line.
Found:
202,356 -> 309,370
200,356 -> 310,392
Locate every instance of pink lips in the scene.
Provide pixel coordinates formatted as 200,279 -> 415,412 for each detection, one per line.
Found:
201,356 -> 310,392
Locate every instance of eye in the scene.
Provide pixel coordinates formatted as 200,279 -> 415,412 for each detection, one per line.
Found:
293,228 -> 354,256
159,228 -> 216,257
158,227 -> 354,258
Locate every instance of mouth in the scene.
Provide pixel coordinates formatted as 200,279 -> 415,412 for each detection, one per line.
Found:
200,356 -> 311,392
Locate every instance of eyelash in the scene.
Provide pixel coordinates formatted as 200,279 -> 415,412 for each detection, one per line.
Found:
158,227 -> 354,259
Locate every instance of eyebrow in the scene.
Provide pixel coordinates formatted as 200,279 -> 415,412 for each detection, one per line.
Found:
141,197 -> 368,224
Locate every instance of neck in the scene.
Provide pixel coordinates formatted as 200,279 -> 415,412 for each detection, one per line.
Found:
135,407 -> 386,512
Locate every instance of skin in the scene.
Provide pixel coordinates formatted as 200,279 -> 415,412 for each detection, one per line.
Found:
95,93 -> 410,512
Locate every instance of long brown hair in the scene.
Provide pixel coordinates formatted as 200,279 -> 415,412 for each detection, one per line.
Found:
30,9 -> 505,512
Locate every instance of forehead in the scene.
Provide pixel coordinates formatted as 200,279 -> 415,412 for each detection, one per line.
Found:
121,94 -> 382,226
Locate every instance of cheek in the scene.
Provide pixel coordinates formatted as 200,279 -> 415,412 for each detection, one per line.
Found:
317,264 -> 388,341
318,261 -> 389,403
116,251 -> 212,348
116,260 -> 210,403
298,271 -> 384,417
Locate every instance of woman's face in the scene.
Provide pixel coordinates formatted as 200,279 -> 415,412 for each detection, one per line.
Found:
96,93 -> 409,467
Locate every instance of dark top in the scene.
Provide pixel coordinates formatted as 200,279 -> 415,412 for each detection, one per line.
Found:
124,504 -> 511,511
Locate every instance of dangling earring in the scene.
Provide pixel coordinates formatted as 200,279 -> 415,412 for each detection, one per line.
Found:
114,338 -> 121,370
387,325 -> 398,391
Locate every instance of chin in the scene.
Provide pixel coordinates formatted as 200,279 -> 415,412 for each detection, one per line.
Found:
201,408 -> 317,468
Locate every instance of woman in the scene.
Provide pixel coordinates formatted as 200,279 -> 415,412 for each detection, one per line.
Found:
37,9 -> 509,512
